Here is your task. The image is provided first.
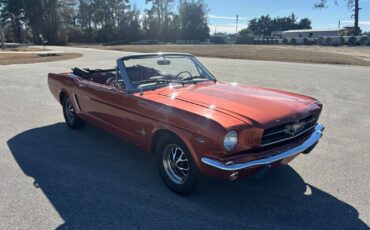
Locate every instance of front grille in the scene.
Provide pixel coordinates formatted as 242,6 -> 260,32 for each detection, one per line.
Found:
261,113 -> 319,146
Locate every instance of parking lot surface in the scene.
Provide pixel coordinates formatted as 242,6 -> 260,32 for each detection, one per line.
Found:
0,46 -> 369,229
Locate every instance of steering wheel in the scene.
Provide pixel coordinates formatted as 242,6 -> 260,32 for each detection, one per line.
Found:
106,77 -> 126,90
175,71 -> 193,79
106,77 -> 116,86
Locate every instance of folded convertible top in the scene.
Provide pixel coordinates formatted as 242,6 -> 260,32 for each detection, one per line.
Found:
71,67 -> 115,77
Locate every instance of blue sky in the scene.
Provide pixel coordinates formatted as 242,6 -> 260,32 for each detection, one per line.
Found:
133,0 -> 370,33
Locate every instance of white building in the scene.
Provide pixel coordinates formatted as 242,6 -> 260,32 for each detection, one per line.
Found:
280,29 -> 342,39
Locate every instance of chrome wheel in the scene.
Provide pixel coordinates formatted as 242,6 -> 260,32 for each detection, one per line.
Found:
62,96 -> 85,130
162,144 -> 190,185
65,100 -> 76,123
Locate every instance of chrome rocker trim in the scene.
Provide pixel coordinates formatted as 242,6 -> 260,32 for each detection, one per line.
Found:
201,124 -> 325,171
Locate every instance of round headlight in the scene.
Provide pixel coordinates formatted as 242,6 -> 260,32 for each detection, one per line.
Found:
224,131 -> 238,152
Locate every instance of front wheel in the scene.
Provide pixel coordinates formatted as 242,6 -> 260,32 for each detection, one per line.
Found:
156,136 -> 200,195
62,96 -> 85,129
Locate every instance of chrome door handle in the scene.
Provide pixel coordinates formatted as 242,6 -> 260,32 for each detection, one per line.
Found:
78,84 -> 86,88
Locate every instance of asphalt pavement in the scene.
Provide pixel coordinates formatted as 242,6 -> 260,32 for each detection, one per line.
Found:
0,46 -> 369,229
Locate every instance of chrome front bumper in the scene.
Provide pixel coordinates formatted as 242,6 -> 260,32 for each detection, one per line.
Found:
201,124 -> 325,171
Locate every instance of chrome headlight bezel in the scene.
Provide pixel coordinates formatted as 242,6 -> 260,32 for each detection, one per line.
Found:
223,131 -> 238,152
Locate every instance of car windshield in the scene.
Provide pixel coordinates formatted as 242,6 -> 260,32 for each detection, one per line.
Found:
123,54 -> 215,90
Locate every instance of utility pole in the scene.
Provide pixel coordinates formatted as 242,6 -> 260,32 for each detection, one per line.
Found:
0,23 -> 5,50
141,13 -> 146,41
235,14 -> 239,43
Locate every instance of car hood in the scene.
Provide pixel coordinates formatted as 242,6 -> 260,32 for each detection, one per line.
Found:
152,81 -> 321,128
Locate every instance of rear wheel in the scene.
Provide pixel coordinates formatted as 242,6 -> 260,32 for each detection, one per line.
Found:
62,96 -> 85,129
156,135 -> 200,195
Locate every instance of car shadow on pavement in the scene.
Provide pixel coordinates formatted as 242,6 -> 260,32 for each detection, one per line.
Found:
7,123 -> 369,230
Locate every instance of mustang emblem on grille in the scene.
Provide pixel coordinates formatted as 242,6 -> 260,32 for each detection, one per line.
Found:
285,121 -> 305,136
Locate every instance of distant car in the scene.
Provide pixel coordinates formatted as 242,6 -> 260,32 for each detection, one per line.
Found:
48,53 -> 324,195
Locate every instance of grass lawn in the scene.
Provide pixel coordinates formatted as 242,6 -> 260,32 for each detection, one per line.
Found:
72,43 -> 370,66
0,52 -> 82,65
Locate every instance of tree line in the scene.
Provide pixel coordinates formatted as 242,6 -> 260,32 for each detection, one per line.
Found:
0,0 -> 363,45
0,0 -> 210,44
238,13 -> 312,37
237,0 -> 363,38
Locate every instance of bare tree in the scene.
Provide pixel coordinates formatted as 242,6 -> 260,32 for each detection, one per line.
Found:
144,0 -> 175,41
315,0 -> 361,35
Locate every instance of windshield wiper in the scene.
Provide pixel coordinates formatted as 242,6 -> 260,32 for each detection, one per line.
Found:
135,77 -> 172,95
180,76 -> 209,83
134,77 -> 170,85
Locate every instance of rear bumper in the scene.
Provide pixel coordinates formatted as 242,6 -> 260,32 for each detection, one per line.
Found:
201,124 -> 324,172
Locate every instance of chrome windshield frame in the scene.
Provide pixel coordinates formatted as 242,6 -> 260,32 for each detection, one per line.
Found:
116,53 -> 216,93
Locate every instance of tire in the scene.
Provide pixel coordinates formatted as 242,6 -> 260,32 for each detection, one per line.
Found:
156,135 -> 200,196
62,95 -> 85,130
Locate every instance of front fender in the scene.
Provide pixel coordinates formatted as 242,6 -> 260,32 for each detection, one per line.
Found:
150,124 -> 222,174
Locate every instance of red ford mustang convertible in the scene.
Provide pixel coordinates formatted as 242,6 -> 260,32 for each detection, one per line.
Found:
48,53 -> 324,195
